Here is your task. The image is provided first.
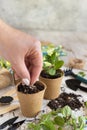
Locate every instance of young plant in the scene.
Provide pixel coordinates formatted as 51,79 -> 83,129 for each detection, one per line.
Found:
84,101 -> 87,108
42,44 -> 66,76
28,106 -> 86,130
77,71 -> 86,77
0,58 -> 11,70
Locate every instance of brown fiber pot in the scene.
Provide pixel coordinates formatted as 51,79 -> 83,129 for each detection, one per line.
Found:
16,81 -> 46,117
39,70 -> 63,100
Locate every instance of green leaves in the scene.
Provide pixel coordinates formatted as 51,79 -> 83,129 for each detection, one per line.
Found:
0,58 -> 11,69
40,113 -> 51,121
28,106 -> 86,130
77,71 -> 86,77
84,101 -> 87,108
58,127 -> 62,130
54,60 -> 64,70
54,116 -> 65,127
41,120 -> 56,130
78,116 -> 85,130
33,125 -> 41,130
42,44 -> 66,76
61,105 -> 72,118
47,68 -> 56,76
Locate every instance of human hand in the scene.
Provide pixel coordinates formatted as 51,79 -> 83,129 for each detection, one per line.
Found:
0,21 -> 42,85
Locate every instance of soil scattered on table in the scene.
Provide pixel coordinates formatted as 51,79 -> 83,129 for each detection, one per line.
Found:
0,96 -> 13,104
48,92 -> 83,110
18,82 -> 44,94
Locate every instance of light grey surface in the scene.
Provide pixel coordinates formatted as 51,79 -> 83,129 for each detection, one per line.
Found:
0,0 -> 87,32
0,68 -> 87,130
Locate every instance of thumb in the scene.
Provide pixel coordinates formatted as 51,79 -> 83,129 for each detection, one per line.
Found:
14,60 -> 30,84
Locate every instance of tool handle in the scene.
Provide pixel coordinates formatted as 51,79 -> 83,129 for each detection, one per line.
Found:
78,85 -> 87,92
75,75 -> 87,84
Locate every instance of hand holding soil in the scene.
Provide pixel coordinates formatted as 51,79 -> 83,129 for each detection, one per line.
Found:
0,20 -> 42,85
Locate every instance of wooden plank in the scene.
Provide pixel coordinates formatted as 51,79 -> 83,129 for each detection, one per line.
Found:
1,88 -> 16,97
0,104 -> 20,115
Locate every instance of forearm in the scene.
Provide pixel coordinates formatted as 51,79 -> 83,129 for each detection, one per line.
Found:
0,20 -> 42,84
0,20 -> 18,59
0,20 -> 13,44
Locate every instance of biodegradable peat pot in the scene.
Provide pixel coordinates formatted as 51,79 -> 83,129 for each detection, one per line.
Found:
39,69 -> 64,100
16,81 -> 46,117
0,68 -> 13,89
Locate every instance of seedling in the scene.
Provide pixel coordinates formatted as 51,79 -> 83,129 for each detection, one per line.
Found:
77,71 -> 86,77
28,106 -> 86,130
0,58 -> 11,69
84,101 -> 87,108
42,44 -> 66,76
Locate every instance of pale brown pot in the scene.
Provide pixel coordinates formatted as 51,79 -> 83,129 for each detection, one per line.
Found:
0,68 -> 13,89
16,81 -> 46,117
39,69 -> 63,100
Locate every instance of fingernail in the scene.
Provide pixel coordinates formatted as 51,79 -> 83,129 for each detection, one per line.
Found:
22,78 -> 30,86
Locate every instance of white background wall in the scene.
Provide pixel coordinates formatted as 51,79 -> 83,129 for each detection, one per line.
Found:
0,0 -> 87,69
0,0 -> 87,32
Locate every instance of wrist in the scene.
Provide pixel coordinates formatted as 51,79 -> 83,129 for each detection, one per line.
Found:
0,20 -> 13,43
0,20 -> 15,58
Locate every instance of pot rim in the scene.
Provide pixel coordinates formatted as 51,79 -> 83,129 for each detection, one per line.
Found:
40,69 -> 64,80
16,80 -> 47,95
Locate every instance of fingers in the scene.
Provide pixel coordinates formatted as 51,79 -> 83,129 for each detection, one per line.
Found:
12,40 -> 42,86
29,53 -> 43,85
30,64 -> 42,85
14,73 -> 20,80
13,59 -> 30,83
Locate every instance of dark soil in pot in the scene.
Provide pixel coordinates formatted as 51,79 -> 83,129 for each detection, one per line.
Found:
18,82 -> 44,94
17,81 -> 46,117
40,69 -> 63,79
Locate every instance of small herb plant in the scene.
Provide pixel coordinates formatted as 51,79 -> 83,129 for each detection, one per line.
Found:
77,71 -> 86,77
28,106 -> 86,130
84,101 -> 87,108
42,44 -> 66,76
0,58 -> 11,70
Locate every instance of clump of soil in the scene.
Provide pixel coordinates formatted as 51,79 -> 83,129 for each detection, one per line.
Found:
48,92 -> 83,110
0,96 -> 13,104
18,82 -> 44,94
40,70 -> 62,79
